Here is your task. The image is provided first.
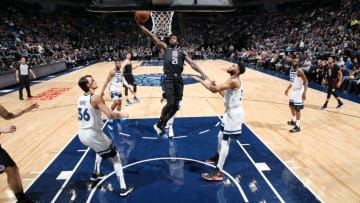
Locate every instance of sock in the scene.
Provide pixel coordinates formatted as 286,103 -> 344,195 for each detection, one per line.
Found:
111,154 -> 126,189
217,131 -> 224,154
94,154 -> 102,175
216,139 -> 230,170
337,99 -> 342,104
296,120 -> 300,128
15,192 -> 27,201
292,116 -> 296,122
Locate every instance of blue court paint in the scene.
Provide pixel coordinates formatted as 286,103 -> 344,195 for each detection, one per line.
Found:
25,117 -> 321,203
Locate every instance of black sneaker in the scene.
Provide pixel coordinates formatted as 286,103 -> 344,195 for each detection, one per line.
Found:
19,97 -> 24,100
336,102 -> 344,109
202,170 -> 223,181
321,105 -> 327,111
287,120 -> 296,125
289,126 -> 300,133
90,173 -> 105,181
205,154 -> 219,164
120,185 -> 134,196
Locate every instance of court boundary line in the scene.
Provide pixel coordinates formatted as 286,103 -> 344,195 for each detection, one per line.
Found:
24,134 -> 81,192
243,124 -> 324,202
50,147 -> 91,203
86,157 -> 249,203
236,140 -> 285,203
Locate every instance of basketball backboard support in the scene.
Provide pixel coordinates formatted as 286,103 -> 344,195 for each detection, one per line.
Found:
86,0 -> 235,13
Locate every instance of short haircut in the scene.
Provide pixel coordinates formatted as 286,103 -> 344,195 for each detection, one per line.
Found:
237,62 -> 246,74
78,75 -> 92,92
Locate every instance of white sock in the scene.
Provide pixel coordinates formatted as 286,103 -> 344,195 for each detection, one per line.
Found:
292,116 -> 296,122
94,154 -> 102,174
217,131 -> 224,154
111,153 -> 126,189
296,120 -> 300,128
216,139 -> 230,170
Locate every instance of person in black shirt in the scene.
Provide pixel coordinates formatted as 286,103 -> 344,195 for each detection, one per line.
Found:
15,57 -> 36,100
321,56 -> 344,110
0,102 -> 39,203
137,21 -> 208,136
122,52 -> 140,106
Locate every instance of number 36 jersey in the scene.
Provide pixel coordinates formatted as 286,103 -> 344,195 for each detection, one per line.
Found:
77,94 -> 103,130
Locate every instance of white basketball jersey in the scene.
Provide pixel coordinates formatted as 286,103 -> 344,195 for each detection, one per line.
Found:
77,94 -> 103,130
290,69 -> 304,91
109,69 -> 123,92
224,77 -> 243,110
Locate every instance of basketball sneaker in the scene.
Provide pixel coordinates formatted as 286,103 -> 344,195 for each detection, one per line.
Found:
321,105 -> 327,111
289,126 -> 300,133
125,99 -> 132,106
287,120 -> 296,125
205,154 -> 219,164
133,97 -> 140,103
90,173 -> 105,181
120,185 -> 134,197
336,102 -> 344,109
153,123 -> 164,135
202,170 -> 223,181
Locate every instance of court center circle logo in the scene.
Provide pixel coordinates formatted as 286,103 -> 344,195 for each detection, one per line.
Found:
134,73 -> 199,86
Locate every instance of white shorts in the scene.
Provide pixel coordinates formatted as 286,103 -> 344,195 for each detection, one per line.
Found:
289,88 -> 304,109
78,129 -> 113,153
221,107 -> 244,135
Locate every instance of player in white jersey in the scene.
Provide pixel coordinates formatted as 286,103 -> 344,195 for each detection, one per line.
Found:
77,75 -> 133,196
193,62 -> 246,181
101,60 -> 133,111
285,58 -> 308,133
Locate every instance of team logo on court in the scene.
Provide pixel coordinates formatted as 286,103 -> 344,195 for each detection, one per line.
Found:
134,73 -> 198,86
28,87 -> 71,100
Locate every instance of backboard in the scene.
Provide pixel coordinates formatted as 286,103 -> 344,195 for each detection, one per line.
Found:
86,0 -> 235,13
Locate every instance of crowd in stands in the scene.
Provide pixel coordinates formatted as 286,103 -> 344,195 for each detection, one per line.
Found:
0,0 -> 359,95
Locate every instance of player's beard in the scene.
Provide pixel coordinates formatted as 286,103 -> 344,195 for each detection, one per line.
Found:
227,70 -> 235,76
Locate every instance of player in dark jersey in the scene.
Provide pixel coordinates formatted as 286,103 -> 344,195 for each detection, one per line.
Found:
137,21 -> 208,136
321,56 -> 344,110
0,102 -> 39,203
123,52 -> 140,106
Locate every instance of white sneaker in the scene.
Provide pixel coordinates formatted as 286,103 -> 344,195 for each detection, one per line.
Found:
120,185 -> 134,196
153,123 -> 164,135
168,126 -> 174,138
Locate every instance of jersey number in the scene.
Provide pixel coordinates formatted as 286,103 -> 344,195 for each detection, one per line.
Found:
78,108 -> 90,121
171,57 -> 178,65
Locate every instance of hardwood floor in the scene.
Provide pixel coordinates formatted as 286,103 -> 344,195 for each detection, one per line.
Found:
0,60 -> 359,202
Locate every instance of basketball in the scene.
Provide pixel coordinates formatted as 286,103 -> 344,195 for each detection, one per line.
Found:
135,11 -> 150,24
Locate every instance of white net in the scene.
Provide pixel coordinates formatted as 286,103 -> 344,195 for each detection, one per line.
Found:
150,11 -> 174,37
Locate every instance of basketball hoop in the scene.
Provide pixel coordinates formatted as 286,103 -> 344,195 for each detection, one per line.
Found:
150,11 -> 174,37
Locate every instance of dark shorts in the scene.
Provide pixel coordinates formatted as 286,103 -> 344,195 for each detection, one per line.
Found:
289,101 -> 304,111
164,78 -> 184,101
0,146 -> 16,174
124,75 -> 135,85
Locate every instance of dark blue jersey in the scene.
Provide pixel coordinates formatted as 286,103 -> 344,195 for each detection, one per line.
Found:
163,47 -> 185,79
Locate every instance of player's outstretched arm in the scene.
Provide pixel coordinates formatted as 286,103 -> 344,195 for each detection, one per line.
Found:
0,103 -> 39,120
92,95 -> 129,119
100,70 -> 114,97
137,23 -> 167,53
184,52 -> 208,80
